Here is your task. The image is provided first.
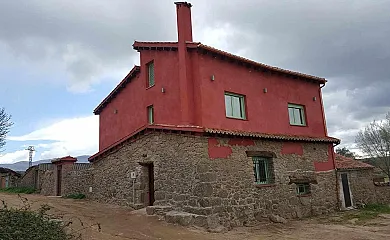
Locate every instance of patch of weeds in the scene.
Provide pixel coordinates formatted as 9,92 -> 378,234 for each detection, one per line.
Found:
0,195 -> 101,240
0,187 -> 36,194
341,204 -> 390,224
64,193 -> 86,199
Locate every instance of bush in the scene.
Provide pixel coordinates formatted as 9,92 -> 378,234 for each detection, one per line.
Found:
64,193 -> 86,199
0,187 -> 36,194
0,200 -> 75,240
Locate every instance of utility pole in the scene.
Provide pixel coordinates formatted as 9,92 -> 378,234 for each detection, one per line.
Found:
25,146 -> 35,168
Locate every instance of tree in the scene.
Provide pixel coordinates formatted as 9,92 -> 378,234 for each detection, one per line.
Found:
356,112 -> 390,179
336,147 -> 355,158
0,107 -> 13,151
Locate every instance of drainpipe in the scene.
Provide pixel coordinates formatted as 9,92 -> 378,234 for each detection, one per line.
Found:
333,141 -> 341,210
319,82 -> 328,136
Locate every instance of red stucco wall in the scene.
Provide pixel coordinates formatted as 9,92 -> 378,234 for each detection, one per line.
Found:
99,50 -> 182,150
196,53 -> 327,137
99,49 -> 329,150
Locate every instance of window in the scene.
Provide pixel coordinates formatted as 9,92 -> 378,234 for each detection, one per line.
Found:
288,104 -> 306,126
147,105 -> 154,124
225,93 -> 246,119
296,183 -> 311,195
253,157 -> 274,184
147,61 -> 155,87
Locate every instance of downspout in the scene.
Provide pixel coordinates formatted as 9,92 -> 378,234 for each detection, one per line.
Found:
319,82 -> 328,136
333,141 -> 341,210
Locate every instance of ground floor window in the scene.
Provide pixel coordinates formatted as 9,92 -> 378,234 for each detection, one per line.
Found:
296,183 -> 311,195
253,157 -> 274,184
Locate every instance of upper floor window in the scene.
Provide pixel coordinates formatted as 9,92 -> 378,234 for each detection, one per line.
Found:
147,61 -> 155,87
147,105 -> 154,124
225,93 -> 246,119
288,104 -> 306,126
253,157 -> 274,185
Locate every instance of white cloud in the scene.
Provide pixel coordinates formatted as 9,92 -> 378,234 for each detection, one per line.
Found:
0,150 -> 32,164
1,116 -> 98,163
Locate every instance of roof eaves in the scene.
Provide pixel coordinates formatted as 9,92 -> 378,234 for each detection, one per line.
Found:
133,41 -> 179,51
194,43 -> 326,84
93,66 -> 140,115
205,128 -> 340,143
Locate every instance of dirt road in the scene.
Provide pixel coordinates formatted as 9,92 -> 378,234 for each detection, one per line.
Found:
1,193 -> 390,240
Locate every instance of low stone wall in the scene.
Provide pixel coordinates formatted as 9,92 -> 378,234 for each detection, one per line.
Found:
19,166 -> 38,189
40,170 -> 55,196
62,168 -> 94,197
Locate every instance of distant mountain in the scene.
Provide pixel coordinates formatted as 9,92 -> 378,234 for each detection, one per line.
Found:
0,155 -> 90,172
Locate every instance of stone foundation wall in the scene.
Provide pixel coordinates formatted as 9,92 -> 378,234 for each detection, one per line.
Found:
91,132 -> 338,226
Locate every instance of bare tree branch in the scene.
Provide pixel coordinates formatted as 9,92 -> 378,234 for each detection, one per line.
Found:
356,112 -> 390,179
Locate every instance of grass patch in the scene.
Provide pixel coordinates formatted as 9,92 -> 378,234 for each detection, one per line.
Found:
64,193 -> 86,199
341,204 -> 390,224
0,187 -> 36,194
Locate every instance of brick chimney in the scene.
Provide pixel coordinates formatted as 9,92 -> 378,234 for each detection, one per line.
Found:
175,2 -> 193,43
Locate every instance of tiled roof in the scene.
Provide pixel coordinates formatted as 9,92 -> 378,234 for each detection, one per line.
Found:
89,125 -> 340,162
205,128 -> 340,143
94,66 -> 140,114
132,41 -> 326,83
335,154 -> 374,170
193,43 -> 326,84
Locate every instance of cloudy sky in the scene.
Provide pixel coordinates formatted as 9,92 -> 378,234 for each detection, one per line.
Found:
0,0 -> 389,163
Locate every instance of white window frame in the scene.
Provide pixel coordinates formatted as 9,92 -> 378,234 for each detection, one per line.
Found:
147,105 -> 154,124
147,61 -> 155,87
288,104 -> 306,126
225,93 -> 246,119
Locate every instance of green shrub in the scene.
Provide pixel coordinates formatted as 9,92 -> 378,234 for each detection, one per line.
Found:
0,201 -> 75,240
64,193 -> 86,199
0,187 -> 36,194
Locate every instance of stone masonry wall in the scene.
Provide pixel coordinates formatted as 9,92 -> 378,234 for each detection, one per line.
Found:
19,166 -> 38,189
337,169 -> 390,207
375,185 -> 390,204
40,170 -> 55,196
91,132 -> 338,227
62,168 -> 94,197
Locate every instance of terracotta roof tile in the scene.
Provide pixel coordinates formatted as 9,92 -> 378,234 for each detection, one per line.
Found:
205,128 -> 340,143
193,43 -> 326,84
335,154 -> 374,170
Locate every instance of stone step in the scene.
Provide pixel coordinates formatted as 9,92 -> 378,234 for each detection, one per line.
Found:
165,211 -> 207,227
146,205 -> 173,216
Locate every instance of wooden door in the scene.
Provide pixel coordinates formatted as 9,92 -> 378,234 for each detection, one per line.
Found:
57,165 -> 62,196
148,163 -> 155,206
341,173 -> 352,208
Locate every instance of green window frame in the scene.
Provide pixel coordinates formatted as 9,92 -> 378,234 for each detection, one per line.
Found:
225,93 -> 246,119
147,61 -> 155,87
253,157 -> 273,184
147,105 -> 154,124
296,183 -> 311,195
288,104 -> 306,126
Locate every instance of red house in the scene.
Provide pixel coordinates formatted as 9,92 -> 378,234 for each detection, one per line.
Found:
89,2 -> 340,228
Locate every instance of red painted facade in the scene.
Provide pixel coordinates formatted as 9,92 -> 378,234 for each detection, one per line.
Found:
93,2 -> 337,171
